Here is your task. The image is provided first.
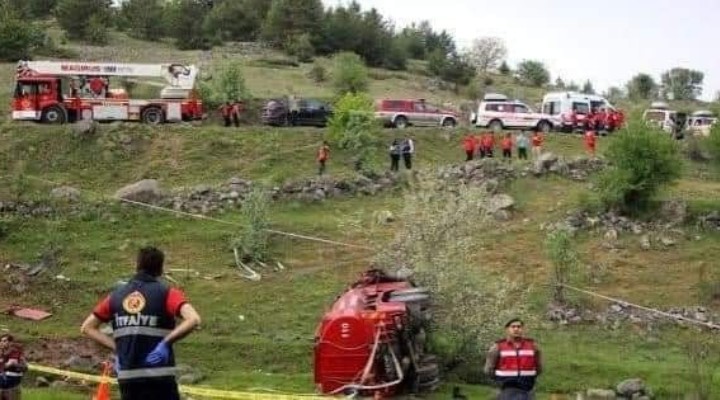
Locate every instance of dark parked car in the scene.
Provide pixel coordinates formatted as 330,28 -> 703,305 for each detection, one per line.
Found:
261,98 -> 333,127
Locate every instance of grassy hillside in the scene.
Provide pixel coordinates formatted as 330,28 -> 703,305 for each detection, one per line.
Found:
1,122 -> 720,399
2,35 -> 720,399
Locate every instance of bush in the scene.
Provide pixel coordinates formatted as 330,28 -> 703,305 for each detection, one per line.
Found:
307,61 -> 326,83
0,5 -> 45,60
285,33 -> 314,63
331,52 -> 369,95
596,120 -> 682,215
232,187 -> 270,262
327,92 -> 379,171
86,13 -> 109,45
374,178 -> 527,380
197,61 -> 250,110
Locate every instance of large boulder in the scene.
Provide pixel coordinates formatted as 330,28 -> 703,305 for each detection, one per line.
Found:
616,378 -> 649,398
482,194 -> 515,214
533,152 -> 559,175
114,179 -> 164,203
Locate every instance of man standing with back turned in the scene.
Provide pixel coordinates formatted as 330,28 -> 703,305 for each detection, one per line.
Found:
81,247 -> 201,400
484,318 -> 542,400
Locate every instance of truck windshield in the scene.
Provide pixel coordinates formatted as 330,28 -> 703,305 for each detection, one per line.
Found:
572,102 -> 589,114
14,82 -> 36,98
644,111 -> 666,121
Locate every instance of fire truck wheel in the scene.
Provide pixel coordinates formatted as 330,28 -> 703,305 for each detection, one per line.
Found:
141,107 -> 165,125
41,106 -> 66,124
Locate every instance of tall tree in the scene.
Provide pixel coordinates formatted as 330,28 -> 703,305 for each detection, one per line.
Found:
582,80 -> 595,94
120,0 -> 165,41
203,0 -> 267,41
165,0 -> 212,50
466,37 -> 507,75
0,3 -> 44,61
55,0 -> 112,42
660,67 -> 704,100
555,77 -> 566,89
626,73 -> 657,100
262,0 -> 324,46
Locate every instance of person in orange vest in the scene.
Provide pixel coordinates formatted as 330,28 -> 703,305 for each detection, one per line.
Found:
480,132 -> 495,158
584,129 -> 597,157
219,102 -> 232,127
483,319 -> 543,400
531,130 -> 544,159
317,141 -> 330,176
463,133 -> 478,161
501,133 -> 513,162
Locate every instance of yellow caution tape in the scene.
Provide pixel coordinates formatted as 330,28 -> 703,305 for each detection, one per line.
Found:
28,364 -> 327,400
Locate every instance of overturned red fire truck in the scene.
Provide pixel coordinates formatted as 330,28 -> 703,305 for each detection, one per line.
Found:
314,269 -> 439,397
12,60 -> 203,124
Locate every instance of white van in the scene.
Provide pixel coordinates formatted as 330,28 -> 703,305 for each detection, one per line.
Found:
541,92 -> 614,132
471,93 -> 554,133
642,102 -> 684,134
686,110 -> 717,137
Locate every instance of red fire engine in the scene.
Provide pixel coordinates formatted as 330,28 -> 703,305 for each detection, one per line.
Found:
12,60 -> 203,124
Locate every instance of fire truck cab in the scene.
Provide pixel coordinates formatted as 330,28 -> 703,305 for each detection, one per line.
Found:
12,60 -> 204,124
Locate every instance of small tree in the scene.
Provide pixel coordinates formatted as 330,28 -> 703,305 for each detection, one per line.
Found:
285,33 -> 315,63
516,60 -> 550,87
545,229 -> 579,305
581,80 -> 595,95
233,187 -> 270,262
55,0 -> 112,41
331,52 -> 369,95
626,73 -> 658,100
327,92 -> 379,171
86,13 -> 110,45
374,178 -> 527,377
596,120 -> 682,214
308,61 -> 327,83
498,60 -> 511,75
660,67 -> 704,100
198,61 -> 250,110
466,37 -> 507,75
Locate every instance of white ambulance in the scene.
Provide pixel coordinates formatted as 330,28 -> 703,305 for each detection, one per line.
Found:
541,92 -> 614,132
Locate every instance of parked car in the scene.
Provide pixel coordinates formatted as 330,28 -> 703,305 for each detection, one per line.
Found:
261,97 -> 332,127
642,101 -> 687,138
374,99 -> 458,128
471,93 -> 554,133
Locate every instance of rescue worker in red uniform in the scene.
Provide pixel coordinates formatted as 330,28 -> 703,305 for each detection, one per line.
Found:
317,141 -> 330,176
484,319 -> 542,400
81,247 -> 201,400
462,133 -> 478,161
219,102 -> 232,127
584,129 -> 597,157
501,133 -> 513,162
480,132 -> 495,158
232,100 -> 244,127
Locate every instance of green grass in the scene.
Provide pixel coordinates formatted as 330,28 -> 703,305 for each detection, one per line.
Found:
2,125 -> 720,397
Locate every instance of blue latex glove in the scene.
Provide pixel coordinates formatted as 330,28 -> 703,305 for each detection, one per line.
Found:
144,341 -> 170,366
113,356 -> 121,375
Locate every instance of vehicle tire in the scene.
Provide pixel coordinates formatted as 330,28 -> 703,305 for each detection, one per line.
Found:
416,362 -> 440,384
394,116 -> 409,129
141,106 -> 164,125
442,118 -> 456,128
489,119 -> 503,133
537,120 -> 551,133
41,106 -> 67,124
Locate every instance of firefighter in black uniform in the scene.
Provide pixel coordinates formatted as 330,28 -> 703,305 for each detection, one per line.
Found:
81,247 -> 201,400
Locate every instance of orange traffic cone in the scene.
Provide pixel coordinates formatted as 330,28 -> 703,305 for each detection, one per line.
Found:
92,361 -> 112,400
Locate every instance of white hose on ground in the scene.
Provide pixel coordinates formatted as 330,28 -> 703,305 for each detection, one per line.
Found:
233,247 -> 261,281
329,326 -> 404,395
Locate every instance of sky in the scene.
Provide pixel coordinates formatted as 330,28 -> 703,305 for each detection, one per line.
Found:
324,0 -> 719,102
